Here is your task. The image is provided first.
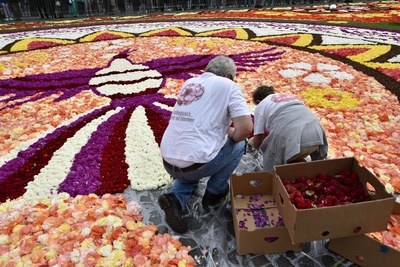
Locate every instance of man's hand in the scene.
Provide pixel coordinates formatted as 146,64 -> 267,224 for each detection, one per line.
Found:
228,115 -> 253,142
249,134 -> 264,150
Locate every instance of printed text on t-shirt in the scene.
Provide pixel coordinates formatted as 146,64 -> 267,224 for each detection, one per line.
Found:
170,110 -> 194,122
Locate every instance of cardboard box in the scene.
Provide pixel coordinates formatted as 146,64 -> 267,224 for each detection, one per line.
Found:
230,172 -> 302,255
272,157 -> 396,244
328,202 -> 400,267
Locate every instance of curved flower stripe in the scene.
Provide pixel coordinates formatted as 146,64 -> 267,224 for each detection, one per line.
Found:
125,106 -> 172,190
195,28 -> 250,39
0,68 -> 102,110
96,108 -> 133,195
366,62 -> 400,70
58,108 -> 128,197
310,44 -> 392,63
376,66 -> 400,82
9,38 -> 75,52
79,30 -> 135,42
300,88 -> 361,109
146,102 -> 175,144
139,27 -> 193,37
252,34 -> 313,47
23,108 -> 122,201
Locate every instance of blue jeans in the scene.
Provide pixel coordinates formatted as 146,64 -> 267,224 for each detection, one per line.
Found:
164,138 -> 245,210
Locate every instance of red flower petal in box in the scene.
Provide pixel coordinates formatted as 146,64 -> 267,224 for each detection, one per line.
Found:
284,170 -> 371,209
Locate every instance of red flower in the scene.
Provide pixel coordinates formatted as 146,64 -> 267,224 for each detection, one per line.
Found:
284,170 -> 371,209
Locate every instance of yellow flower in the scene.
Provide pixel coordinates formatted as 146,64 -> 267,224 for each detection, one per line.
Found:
125,221 -> 144,231
300,88 -> 361,109
95,215 -> 123,228
81,238 -> 96,250
0,235 -> 8,245
326,21 -> 349,24
45,249 -> 57,260
57,223 -> 71,233
0,255 -> 12,265
123,258 -> 134,266
178,259 -> 188,267
12,224 -> 24,233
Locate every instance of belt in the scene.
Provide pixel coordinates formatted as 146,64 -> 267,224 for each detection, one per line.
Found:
163,159 -> 205,172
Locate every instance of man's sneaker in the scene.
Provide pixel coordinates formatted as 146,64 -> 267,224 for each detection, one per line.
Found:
202,187 -> 229,207
158,193 -> 188,234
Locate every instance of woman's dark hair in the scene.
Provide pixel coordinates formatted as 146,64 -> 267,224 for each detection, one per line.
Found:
252,86 -> 275,104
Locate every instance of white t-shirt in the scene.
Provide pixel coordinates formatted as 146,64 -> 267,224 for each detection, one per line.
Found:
160,72 -> 250,167
253,93 -> 302,135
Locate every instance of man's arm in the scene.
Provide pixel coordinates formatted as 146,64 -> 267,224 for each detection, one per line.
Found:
228,115 -> 253,142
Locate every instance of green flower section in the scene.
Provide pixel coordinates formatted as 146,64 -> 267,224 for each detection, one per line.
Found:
300,88 -> 361,109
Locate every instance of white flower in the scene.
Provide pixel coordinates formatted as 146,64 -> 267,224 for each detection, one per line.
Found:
317,63 -> 339,71
125,106 -> 172,190
126,201 -> 142,216
98,244 -> 113,257
385,184 -> 394,194
279,62 -> 354,84
279,69 -> 307,78
90,58 -> 163,96
113,240 -> 124,250
154,102 -> 173,111
37,233 -> 49,244
286,62 -> 312,70
326,71 -> 354,80
388,54 -> 400,63
80,227 -> 91,236
303,73 -> 332,84
70,249 -> 81,263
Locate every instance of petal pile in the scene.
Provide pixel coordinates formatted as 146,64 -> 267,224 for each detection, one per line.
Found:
0,193 -> 195,266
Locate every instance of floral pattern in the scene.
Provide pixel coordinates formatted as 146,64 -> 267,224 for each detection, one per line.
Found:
0,37 -> 284,202
0,21 -> 399,201
0,5 -> 399,265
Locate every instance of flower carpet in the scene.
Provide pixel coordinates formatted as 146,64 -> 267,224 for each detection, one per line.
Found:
0,1 -> 399,266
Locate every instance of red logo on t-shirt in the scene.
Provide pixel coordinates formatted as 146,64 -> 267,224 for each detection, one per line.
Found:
176,83 -> 205,105
271,94 -> 298,103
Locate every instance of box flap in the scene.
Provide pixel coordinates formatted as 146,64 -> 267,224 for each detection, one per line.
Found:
231,172 -> 274,196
